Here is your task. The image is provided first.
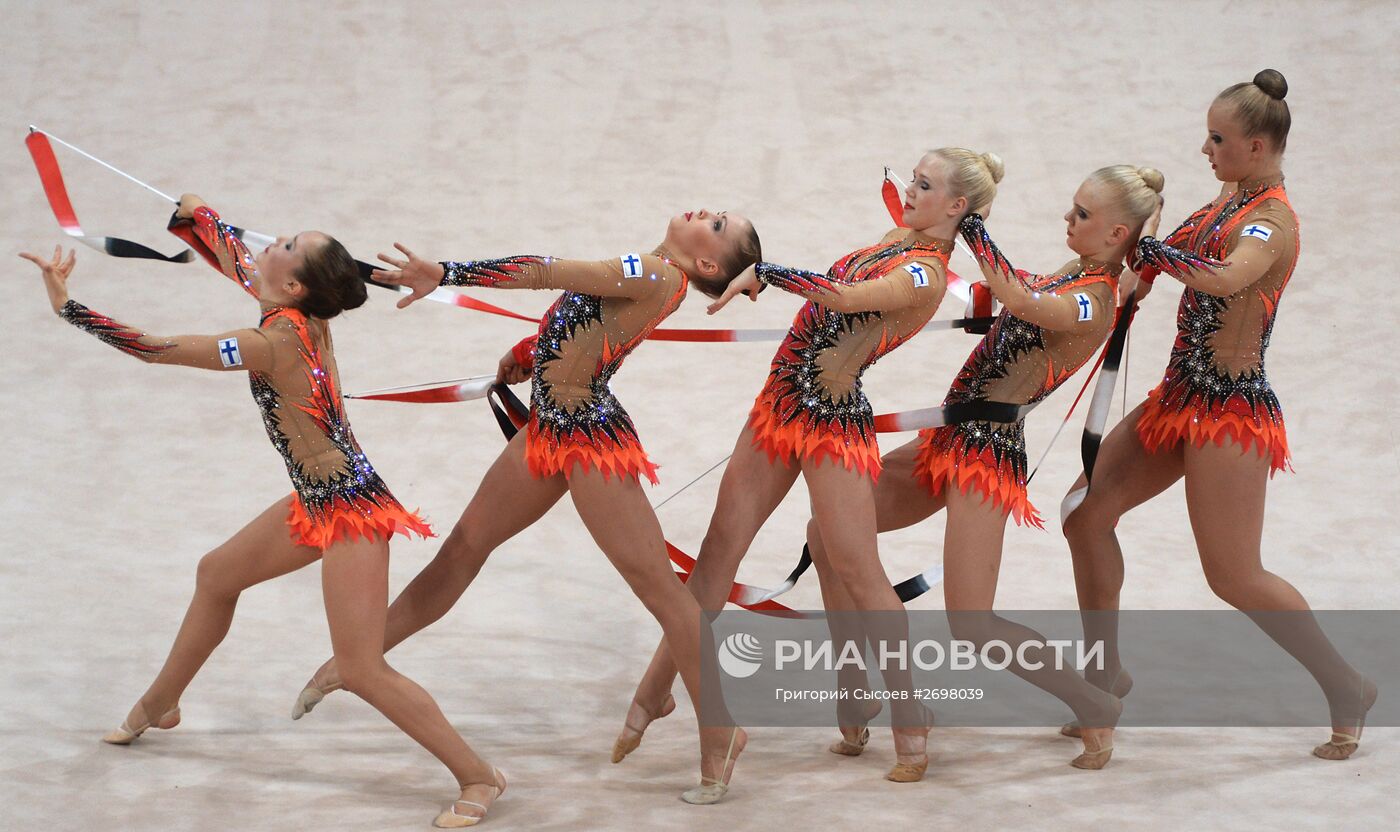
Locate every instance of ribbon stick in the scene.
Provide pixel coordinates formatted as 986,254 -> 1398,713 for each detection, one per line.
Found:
345,374 -> 497,403
31,127 -> 176,202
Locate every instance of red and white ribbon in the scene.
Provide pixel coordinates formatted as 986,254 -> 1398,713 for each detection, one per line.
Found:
25,129 -> 193,263
345,374 -> 498,403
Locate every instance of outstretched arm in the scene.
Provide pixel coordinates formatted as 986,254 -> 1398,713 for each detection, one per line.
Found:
22,246 -> 274,372
59,302 -> 274,371
167,195 -> 262,299
372,243 -> 666,308
752,255 -> 941,314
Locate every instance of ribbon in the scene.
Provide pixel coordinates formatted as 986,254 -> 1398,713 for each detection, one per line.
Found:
737,544 -> 946,607
25,130 -> 193,263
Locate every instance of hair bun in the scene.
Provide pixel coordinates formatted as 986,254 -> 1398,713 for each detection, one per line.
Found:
1136,167 -> 1165,194
979,152 -> 1005,184
1253,68 -> 1288,100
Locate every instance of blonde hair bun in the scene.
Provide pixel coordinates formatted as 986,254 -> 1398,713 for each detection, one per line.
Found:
1089,164 -> 1165,227
979,152 -> 1006,184
1137,167 -> 1165,194
927,147 -> 1004,220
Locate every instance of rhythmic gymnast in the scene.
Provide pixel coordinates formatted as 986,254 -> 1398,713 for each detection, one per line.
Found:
1060,70 -> 1377,760
809,166 -> 1195,770
19,197 -> 502,828
290,210 -> 762,809
613,149 -> 1003,782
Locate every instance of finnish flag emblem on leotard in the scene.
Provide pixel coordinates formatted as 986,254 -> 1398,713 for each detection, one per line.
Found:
620,253 -> 644,278
1241,224 -> 1273,242
217,337 -> 243,367
905,262 -> 929,288
1073,293 -> 1093,322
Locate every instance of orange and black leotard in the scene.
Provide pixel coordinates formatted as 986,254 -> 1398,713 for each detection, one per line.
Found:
1134,177 -> 1298,474
747,228 -> 954,480
915,224 -> 1121,528
58,206 -> 432,549
439,250 -> 688,484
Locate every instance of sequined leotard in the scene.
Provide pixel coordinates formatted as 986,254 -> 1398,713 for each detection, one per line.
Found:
58,206 -> 432,548
746,229 -> 954,480
915,234 -> 1121,528
1134,177 -> 1298,473
439,250 -> 687,483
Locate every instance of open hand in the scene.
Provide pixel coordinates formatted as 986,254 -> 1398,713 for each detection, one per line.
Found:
372,243 -> 445,309
19,246 -> 76,313
706,266 -> 761,315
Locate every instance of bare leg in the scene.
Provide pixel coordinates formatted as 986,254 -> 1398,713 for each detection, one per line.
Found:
568,466 -> 746,797
320,536 -> 502,823
808,516 -> 880,754
616,426 -> 799,758
1062,402 -> 1184,690
1182,440 -> 1376,757
378,432 -> 567,650
806,438 -> 945,751
943,487 -> 1121,768
106,496 -> 322,742
804,455 -> 930,780
298,432 -> 567,704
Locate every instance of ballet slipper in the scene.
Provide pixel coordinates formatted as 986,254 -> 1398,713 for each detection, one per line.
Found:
103,701 -> 181,745
1313,677 -> 1378,761
1062,668 -> 1133,739
291,664 -> 344,720
830,727 -> 871,757
1312,732 -> 1361,761
885,706 -> 934,783
1070,741 -> 1115,770
829,699 -> 882,757
681,727 -> 747,805
433,768 -> 507,828
1069,690 -> 1121,770
611,692 -> 675,763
